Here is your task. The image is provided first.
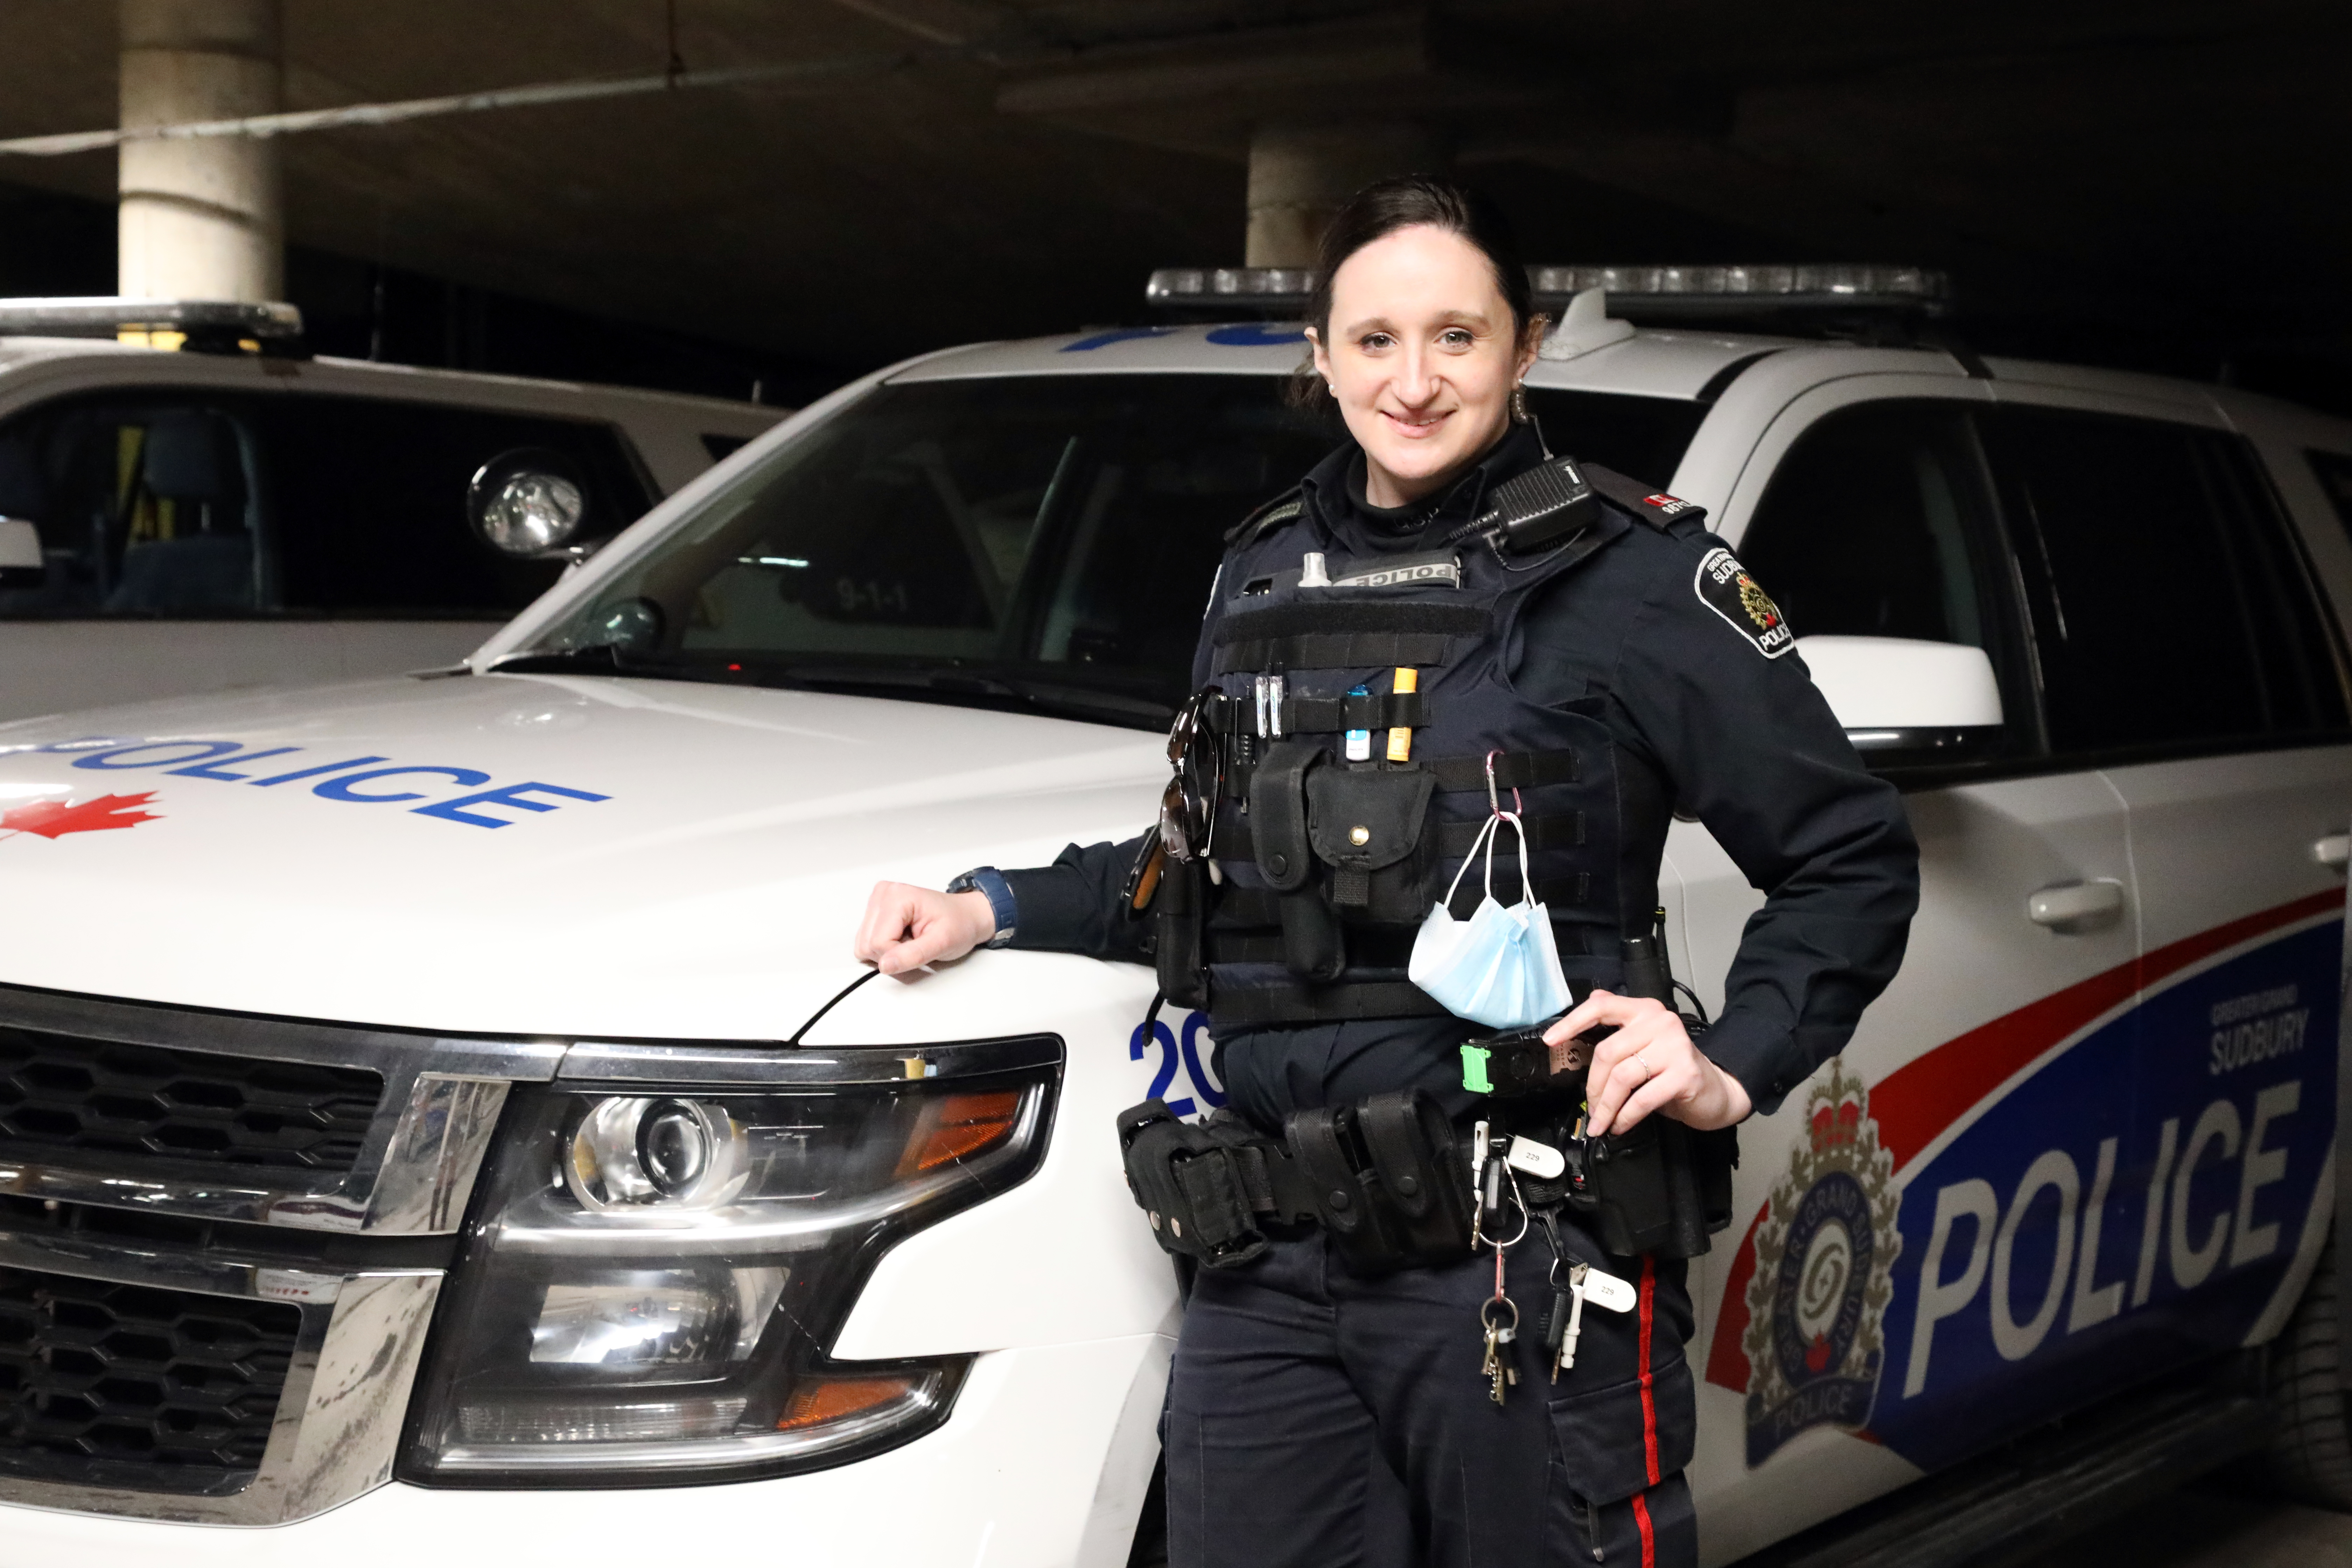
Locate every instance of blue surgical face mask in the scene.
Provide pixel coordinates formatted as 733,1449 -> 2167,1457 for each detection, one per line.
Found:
1407,811 -> 1570,1030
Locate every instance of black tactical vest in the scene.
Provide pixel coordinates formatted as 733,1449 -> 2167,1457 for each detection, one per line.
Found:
1181,461 -> 1689,1034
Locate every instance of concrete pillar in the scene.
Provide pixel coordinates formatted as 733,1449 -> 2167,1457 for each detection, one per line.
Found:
1244,120 -> 1444,268
118,0 -> 283,301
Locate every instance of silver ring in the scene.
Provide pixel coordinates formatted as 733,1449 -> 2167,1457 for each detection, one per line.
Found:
1633,1052 -> 1653,1077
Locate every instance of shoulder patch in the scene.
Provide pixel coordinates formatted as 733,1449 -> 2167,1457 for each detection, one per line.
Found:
1225,489 -> 1305,547
1694,547 -> 1795,658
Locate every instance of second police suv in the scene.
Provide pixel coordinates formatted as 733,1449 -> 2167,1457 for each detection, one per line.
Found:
0,265 -> 2348,1566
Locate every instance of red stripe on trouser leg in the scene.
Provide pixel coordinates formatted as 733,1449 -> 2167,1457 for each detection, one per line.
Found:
1638,1254 -> 1659,1485
1632,1491 -> 1657,1568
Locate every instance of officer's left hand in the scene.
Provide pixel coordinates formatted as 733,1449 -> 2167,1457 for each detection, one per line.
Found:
1543,990 -> 1752,1136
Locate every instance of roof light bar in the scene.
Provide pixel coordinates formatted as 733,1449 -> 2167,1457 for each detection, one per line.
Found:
1530,264 -> 1947,316
0,296 -> 303,341
1146,265 -> 1949,318
1145,268 -> 1317,307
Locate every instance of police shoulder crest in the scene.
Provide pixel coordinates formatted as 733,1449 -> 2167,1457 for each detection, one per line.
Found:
1694,547 -> 1794,658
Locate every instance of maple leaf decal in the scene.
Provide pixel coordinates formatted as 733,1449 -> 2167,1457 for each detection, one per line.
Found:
0,792 -> 163,841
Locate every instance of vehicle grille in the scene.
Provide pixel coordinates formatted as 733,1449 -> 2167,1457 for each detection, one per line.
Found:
0,1025 -> 383,1172
0,1264 -> 300,1488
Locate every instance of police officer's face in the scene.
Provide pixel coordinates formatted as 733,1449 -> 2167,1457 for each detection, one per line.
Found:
1308,224 -> 1540,509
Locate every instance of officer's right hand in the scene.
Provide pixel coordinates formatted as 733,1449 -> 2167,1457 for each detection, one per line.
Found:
1544,988 -> 1751,1136
854,882 -> 997,980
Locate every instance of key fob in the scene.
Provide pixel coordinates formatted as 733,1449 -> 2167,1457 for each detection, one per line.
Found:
1504,1135 -> 1566,1180
1580,1266 -> 1637,1314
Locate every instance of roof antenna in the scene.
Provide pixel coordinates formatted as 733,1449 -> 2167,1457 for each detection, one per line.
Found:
1537,289 -> 1636,363
665,0 -> 687,88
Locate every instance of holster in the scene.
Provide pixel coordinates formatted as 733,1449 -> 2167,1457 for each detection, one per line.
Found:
1507,1112 -> 1737,1261
1471,1013 -> 1741,1260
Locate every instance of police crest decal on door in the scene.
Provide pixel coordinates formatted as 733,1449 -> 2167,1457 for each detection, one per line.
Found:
1743,1060 -> 1902,1465
1695,547 -> 1795,658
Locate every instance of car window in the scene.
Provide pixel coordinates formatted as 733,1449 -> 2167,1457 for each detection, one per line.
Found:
1992,407 -> 2348,756
2307,449 -> 2352,543
536,374 -> 1712,724
258,396 -> 651,616
0,400 -> 265,616
1736,399 -> 2001,650
666,377 -> 1331,682
1525,389 -> 1707,490
0,391 -> 653,621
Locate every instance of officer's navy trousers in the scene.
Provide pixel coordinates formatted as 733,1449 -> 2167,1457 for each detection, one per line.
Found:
1164,1220 -> 1698,1568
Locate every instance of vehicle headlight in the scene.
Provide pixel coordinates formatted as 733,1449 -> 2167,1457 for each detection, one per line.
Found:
399,1038 -> 1058,1485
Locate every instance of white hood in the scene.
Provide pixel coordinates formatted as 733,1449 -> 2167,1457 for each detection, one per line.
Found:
0,673 -> 1162,1038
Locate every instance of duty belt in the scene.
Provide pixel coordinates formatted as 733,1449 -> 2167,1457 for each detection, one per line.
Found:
1115,1090 -> 1476,1274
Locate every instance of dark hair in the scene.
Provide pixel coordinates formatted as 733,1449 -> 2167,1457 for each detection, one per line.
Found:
1292,175 -> 1539,408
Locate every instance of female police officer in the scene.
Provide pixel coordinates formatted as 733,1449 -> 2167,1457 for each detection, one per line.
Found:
854,176 -> 1918,1568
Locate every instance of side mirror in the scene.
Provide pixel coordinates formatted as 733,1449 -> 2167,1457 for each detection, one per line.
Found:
1796,635 -> 2005,761
468,447 -> 593,560
0,517 -> 43,589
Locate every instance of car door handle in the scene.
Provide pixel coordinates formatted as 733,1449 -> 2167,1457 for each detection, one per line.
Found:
2027,879 -> 2126,933
2311,834 -> 2350,872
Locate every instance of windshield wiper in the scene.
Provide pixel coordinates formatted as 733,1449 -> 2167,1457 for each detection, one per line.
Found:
484,650 -> 1174,729
486,645 -> 668,678
768,662 -> 1175,729
996,677 -> 1173,726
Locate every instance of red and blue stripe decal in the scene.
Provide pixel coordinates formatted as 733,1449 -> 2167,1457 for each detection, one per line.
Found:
1707,889 -> 2342,1470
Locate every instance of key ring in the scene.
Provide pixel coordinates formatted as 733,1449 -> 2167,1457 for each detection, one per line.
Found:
1471,1174 -> 1530,1251
1479,1294 -> 1521,1336
1480,1166 -> 1531,1252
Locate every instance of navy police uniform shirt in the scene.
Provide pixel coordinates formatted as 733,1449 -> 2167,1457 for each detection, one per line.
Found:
1000,422 -> 1919,1129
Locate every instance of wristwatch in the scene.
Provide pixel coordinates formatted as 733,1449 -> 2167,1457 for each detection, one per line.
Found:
945,867 -> 1017,949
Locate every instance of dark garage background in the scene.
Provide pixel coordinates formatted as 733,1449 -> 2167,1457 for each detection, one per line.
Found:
1,1 -> 2344,411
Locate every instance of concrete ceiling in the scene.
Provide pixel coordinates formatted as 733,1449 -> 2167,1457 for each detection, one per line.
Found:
0,2 -> 2345,392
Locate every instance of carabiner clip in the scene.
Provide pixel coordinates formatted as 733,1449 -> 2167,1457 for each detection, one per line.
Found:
1483,748 -> 1522,817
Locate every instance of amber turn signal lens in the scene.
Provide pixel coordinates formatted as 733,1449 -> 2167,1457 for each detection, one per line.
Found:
776,1374 -> 919,1432
896,1090 -> 1022,1177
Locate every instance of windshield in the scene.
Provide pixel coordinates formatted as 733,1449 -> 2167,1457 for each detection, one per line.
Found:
521,374 -> 1707,727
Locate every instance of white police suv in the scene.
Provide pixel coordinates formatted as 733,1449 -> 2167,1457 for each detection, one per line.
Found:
0,298 -> 783,722
0,267 -> 2347,1567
